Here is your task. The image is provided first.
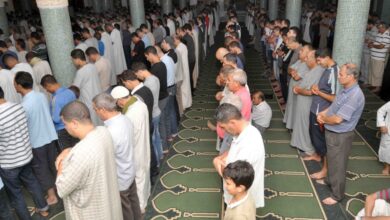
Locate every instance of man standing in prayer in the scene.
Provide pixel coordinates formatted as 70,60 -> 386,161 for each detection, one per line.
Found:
290,46 -> 324,157
96,27 -> 116,84
55,101 -> 123,220
82,28 -> 99,51
86,47 -> 112,92
0,86 -> 49,219
213,103 -> 265,208
3,54 -> 40,91
317,63 -> 365,205
173,34 -> 192,115
40,75 -> 78,151
93,93 -> 142,220
179,25 -> 196,93
111,86 -> 151,213
105,23 -> 127,76
71,49 -> 103,125
14,72 -> 59,205
0,65 -> 20,103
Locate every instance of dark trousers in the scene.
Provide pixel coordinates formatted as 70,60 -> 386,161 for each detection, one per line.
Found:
159,97 -> 169,150
0,163 -> 48,220
325,129 -> 354,201
0,187 -> 14,220
31,141 -> 57,191
279,72 -> 289,102
189,60 -> 195,94
309,112 -> 327,156
120,181 -> 141,220
57,129 -> 79,151
123,45 -> 132,69
167,85 -> 178,136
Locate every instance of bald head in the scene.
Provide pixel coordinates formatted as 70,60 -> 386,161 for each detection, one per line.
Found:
61,101 -> 92,124
216,47 -> 229,61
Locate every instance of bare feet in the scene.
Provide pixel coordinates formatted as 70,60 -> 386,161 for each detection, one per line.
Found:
302,154 -> 321,162
207,120 -> 216,131
382,169 -> 389,175
310,171 -> 326,180
46,196 -> 58,205
322,197 -> 338,205
34,208 -> 49,217
316,179 -> 326,185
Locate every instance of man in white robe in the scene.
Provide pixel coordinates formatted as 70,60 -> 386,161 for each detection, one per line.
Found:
55,101 -> 123,220
167,16 -> 176,37
191,26 -> 200,88
96,27 -> 116,85
3,54 -> 40,91
111,86 -> 151,213
105,24 -> 127,77
82,28 -> 99,51
0,66 -> 21,103
71,49 -> 103,126
86,47 -> 112,91
26,53 -> 53,95
173,35 -> 192,115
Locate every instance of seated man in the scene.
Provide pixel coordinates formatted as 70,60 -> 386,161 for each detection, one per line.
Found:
251,90 -> 272,136
213,103 -> 265,208
356,188 -> 390,219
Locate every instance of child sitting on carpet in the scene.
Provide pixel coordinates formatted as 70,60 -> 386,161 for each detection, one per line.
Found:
223,160 -> 256,220
377,101 -> 390,175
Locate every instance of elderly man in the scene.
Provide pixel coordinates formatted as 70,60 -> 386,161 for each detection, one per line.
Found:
226,68 -> 251,121
93,93 -> 141,220
55,101 -> 123,220
111,86 -> 151,213
251,90 -> 272,136
213,103 -> 265,208
317,63 -> 365,205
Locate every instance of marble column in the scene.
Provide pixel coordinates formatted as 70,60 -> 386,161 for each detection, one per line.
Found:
130,0 -> 145,28
260,0 -> 267,9
0,0 -> 8,36
179,0 -> 186,9
285,0 -> 302,27
37,0 -> 76,87
162,0 -> 172,15
332,0 -> 370,69
92,0 -> 102,12
268,0 -> 278,20
103,0 -> 111,11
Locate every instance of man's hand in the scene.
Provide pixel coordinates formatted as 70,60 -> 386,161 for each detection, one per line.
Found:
311,84 -> 320,95
55,148 -> 71,170
293,86 -> 301,94
380,126 -> 388,134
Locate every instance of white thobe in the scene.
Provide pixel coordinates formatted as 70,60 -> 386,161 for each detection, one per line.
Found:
94,57 -> 112,91
123,98 -> 151,211
0,69 -> 21,103
110,29 -> 127,76
175,43 -> 192,111
377,101 -> 390,164
192,29 -> 200,88
17,51 -> 28,63
101,32 -> 116,85
85,37 -> 99,51
11,63 -> 39,92
167,19 -> 176,36
30,58 -> 53,96
75,42 -> 88,53
73,63 -> 103,126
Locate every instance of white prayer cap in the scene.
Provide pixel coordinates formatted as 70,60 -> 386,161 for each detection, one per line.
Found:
110,86 -> 129,99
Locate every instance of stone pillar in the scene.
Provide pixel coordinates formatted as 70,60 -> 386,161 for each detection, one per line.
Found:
162,0 -> 172,15
260,0 -> 267,9
130,0 -> 145,28
103,0 -> 111,11
285,0 -> 302,27
268,0 -> 278,20
332,0 -> 370,69
37,0 -> 76,87
179,0 -> 186,9
0,0 -> 9,36
92,0 -> 102,12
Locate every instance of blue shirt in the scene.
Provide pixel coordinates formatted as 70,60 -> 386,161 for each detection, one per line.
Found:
142,35 -> 151,47
310,64 -> 338,114
325,83 -> 365,133
161,53 -> 175,87
0,50 -> 17,68
98,40 -> 105,56
22,91 -> 58,148
0,178 -> 3,189
51,87 -> 76,131
237,57 -> 244,69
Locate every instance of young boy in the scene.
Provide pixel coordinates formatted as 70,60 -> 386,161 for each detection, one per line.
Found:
377,101 -> 390,175
223,160 -> 256,220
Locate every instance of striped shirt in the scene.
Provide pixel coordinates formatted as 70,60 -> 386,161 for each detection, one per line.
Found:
370,30 -> 390,61
0,102 -> 33,169
376,188 -> 390,202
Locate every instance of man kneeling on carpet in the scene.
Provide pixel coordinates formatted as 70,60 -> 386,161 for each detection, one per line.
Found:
213,103 -> 265,209
355,188 -> 390,219
223,160 -> 256,220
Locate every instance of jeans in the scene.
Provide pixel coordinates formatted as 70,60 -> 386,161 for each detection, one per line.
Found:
159,97 -> 169,150
166,86 -> 178,136
0,163 -> 48,220
153,115 -> 163,166
0,188 -> 14,220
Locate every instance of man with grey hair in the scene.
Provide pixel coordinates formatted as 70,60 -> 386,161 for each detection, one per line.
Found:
55,101 -> 123,220
317,63 -> 365,205
212,103 -> 265,208
92,93 -> 141,220
226,69 -> 251,121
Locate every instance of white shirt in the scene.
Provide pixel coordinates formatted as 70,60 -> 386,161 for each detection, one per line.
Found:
11,63 -> 39,91
161,53 -> 176,87
225,124 -> 265,208
104,114 -> 136,191
377,101 -> 390,135
94,57 -> 112,91
252,101 -> 272,128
